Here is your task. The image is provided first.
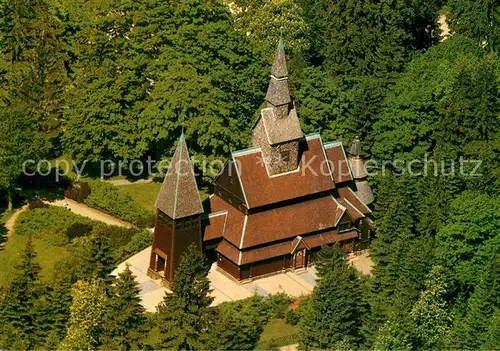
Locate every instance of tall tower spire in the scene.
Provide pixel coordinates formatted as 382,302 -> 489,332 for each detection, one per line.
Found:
348,136 -> 374,205
265,27 -> 292,119
252,30 -> 303,176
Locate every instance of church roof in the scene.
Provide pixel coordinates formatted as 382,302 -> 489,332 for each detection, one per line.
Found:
207,193 -> 347,250
216,229 -> 359,265
270,32 -> 288,79
232,135 -> 335,209
324,141 -> 353,183
155,134 -> 203,219
260,107 -> 302,145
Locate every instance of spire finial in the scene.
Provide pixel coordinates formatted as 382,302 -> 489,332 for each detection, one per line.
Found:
278,26 -> 285,51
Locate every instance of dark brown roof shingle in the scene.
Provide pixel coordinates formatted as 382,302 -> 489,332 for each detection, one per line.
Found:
155,134 -> 203,219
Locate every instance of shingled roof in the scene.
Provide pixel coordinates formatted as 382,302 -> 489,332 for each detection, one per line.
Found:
155,134 -> 203,219
270,29 -> 288,78
265,32 -> 291,108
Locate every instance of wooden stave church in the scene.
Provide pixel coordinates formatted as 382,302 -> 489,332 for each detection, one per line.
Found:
148,36 -> 375,285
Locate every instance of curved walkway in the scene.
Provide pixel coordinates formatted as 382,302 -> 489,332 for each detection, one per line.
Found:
5,205 -> 27,237
48,198 -> 134,228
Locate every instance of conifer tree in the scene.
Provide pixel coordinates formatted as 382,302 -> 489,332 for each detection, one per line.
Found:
208,295 -> 267,350
298,245 -> 362,349
58,279 -> 107,350
156,244 -> 213,350
40,276 -> 73,349
453,255 -> 500,349
100,264 -> 147,349
0,237 -> 43,348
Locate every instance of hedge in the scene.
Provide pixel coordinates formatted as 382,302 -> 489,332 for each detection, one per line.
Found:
15,207 -> 96,246
15,207 -> 146,250
84,181 -> 154,228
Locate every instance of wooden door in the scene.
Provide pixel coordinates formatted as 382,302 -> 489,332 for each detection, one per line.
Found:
294,249 -> 306,269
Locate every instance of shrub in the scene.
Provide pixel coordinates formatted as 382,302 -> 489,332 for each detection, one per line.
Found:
64,182 -> 91,203
91,223 -> 143,251
84,181 -> 154,227
28,199 -> 49,210
15,207 -> 96,246
285,309 -> 299,326
113,230 -> 153,262
263,293 -> 291,319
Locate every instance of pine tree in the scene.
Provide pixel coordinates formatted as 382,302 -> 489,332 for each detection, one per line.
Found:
207,295 -> 267,350
298,245 -> 363,349
100,264 -> 147,349
39,276 -> 73,349
58,279 -> 108,350
73,234 -> 115,282
453,254 -> 500,349
0,237 -> 43,348
447,0 -> 500,52
156,244 -> 213,350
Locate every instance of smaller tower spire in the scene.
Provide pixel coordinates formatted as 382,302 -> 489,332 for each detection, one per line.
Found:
155,135 -> 203,219
348,136 -> 374,205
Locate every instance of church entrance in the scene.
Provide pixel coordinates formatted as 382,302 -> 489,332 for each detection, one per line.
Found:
293,249 -> 306,269
154,254 -> 167,277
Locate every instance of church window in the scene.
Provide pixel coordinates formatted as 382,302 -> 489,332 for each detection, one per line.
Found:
339,222 -> 352,232
280,150 -> 290,163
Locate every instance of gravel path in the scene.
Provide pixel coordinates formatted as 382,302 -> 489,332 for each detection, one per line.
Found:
4,206 -> 27,237
48,198 -> 134,228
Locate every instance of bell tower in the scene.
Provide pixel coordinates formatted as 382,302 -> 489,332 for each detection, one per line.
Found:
252,30 -> 303,176
148,134 -> 203,287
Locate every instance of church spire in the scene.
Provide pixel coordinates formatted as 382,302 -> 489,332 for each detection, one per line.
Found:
348,136 -> 374,205
265,27 -> 291,118
155,134 -> 203,219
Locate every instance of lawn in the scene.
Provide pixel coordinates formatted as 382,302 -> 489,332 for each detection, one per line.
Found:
255,318 -> 299,350
117,182 -> 210,213
116,182 -> 162,213
0,234 -> 69,287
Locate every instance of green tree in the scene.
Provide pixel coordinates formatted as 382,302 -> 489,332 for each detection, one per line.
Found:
39,276 -> 73,348
100,265 -> 147,349
58,279 -> 108,350
298,245 -> 363,349
451,254 -> 500,349
434,191 -> 499,294
447,0 -> 500,52
232,0 -> 311,63
0,237 -> 43,348
208,295 -> 267,350
408,266 -> 452,349
156,244 -> 213,349
372,35 -> 498,162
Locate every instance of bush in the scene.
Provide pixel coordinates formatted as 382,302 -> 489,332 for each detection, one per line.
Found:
64,182 -> 91,203
285,309 -> 299,326
91,223 -> 144,251
113,230 -> 153,262
15,207 -> 96,246
85,181 -> 154,227
28,199 -> 49,210
263,293 -> 291,319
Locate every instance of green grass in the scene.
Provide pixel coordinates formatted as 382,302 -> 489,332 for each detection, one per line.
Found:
116,182 -> 163,212
255,319 -> 299,350
117,182 -> 210,213
0,235 -> 69,288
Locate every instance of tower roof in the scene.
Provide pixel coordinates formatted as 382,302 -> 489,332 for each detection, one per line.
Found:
349,137 -> 361,156
155,134 -> 203,219
270,29 -> 288,79
265,29 -> 291,107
